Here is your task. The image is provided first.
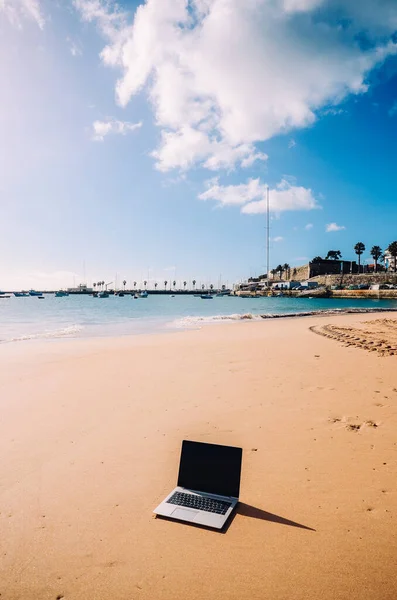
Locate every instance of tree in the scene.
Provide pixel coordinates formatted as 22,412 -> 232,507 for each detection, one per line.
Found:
210,284 -> 214,292
183,281 -> 187,291
201,284 -> 205,291
133,281 -> 137,290
173,280 -> 176,289
370,246 -> 382,273
144,280 -> 147,289
123,279 -> 126,290
164,280 -> 168,291
271,268 -> 277,278
192,279 -> 196,290
283,263 -> 290,279
388,241 -> 397,273
354,242 -> 365,270
325,250 -> 342,260
221,284 -> 226,291
93,283 -> 96,289
154,282 -> 158,290
276,264 -> 283,280
312,256 -> 323,263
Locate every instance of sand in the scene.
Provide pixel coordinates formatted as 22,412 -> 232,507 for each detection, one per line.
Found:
0,312 -> 396,600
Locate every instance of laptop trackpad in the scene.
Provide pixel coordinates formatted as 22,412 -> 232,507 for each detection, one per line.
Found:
172,508 -> 199,520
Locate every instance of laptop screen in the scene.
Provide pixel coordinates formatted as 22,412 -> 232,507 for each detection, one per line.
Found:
177,440 -> 242,498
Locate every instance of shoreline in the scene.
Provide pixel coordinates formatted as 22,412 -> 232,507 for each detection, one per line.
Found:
1,304 -> 397,346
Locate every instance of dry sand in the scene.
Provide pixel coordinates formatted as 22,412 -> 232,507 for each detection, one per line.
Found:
0,312 -> 396,600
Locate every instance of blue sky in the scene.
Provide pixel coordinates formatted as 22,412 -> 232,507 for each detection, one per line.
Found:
1,0 -> 397,290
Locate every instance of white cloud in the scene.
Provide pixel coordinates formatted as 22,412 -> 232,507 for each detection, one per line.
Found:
92,117 -> 142,141
0,0 -> 45,28
67,37 -> 83,57
326,222 -> 346,232
272,236 -> 284,242
282,0 -> 324,12
389,101 -> 397,117
151,127 -> 268,172
199,178 -> 320,214
305,223 -> 313,230
74,0 -> 397,172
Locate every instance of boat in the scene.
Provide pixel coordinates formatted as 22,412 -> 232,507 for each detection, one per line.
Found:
200,294 -> 213,299
0,295 -> 10,299
38,296 -> 45,299
14,292 -> 30,297
97,291 -> 109,298
55,291 -> 69,297
117,292 -> 125,297
29,290 -> 42,296
140,291 -> 148,298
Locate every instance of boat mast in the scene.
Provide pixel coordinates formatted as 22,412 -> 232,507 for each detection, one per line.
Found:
266,185 -> 270,288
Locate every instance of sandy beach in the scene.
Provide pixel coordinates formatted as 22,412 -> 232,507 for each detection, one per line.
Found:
0,312 -> 396,600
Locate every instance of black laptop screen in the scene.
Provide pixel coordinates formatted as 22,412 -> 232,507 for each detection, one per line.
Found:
177,440 -> 242,498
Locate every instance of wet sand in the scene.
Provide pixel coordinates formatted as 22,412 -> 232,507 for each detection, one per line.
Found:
0,312 -> 396,600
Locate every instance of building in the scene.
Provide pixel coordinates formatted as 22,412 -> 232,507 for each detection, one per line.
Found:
67,283 -> 93,293
384,251 -> 396,272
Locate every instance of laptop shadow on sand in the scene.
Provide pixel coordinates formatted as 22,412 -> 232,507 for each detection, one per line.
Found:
156,502 -> 315,534
228,502 -> 316,533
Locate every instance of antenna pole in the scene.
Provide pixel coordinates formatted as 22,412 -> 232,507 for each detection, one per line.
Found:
266,185 -> 270,288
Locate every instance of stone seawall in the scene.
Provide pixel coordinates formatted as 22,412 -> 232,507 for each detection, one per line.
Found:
329,289 -> 397,299
310,273 -> 397,286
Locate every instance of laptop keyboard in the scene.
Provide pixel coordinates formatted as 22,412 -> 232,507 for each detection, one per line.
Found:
167,491 -> 232,515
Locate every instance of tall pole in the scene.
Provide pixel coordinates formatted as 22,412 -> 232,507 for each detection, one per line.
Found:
266,185 -> 270,288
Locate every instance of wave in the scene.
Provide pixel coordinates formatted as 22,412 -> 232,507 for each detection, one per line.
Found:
2,324 -> 84,343
171,307 -> 397,329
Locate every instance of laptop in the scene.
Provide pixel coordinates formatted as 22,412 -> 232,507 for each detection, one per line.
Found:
154,440 -> 243,530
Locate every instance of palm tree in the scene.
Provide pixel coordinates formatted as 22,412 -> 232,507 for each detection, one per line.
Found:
93,283 -> 96,289
283,263 -> 290,279
133,281 -> 137,290
210,284 -> 214,293
164,280 -> 168,291
183,281 -> 187,291
144,280 -> 147,289
221,284 -> 226,291
388,241 -> 397,273
154,282 -> 158,290
123,279 -> 126,291
370,246 -> 382,273
276,264 -> 283,280
192,279 -> 196,291
201,284 -> 205,291
172,280 -> 176,290
97,281 -> 101,290
312,256 -> 323,263
270,268 -> 277,279
354,242 -> 365,271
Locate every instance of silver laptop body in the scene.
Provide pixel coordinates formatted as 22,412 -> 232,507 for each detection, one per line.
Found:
154,440 -> 243,530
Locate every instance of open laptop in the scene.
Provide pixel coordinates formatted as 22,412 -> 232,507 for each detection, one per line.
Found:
154,440 -> 243,530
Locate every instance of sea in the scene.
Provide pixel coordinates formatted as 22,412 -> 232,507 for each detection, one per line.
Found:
1,293 -> 397,344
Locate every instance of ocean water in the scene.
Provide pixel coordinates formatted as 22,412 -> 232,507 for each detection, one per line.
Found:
1,293 -> 397,343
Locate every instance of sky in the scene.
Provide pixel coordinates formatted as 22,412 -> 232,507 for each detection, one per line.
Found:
1,0 -> 397,290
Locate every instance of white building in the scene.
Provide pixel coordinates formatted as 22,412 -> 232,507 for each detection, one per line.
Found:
384,251 -> 396,271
